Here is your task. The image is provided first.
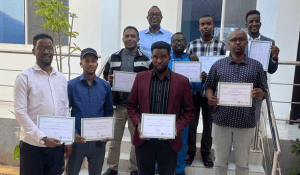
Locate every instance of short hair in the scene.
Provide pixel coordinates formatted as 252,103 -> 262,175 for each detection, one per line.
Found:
33,33 -> 53,48
199,14 -> 214,21
171,32 -> 186,42
245,10 -> 260,22
151,41 -> 171,56
148,5 -> 162,14
123,26 -> 139,38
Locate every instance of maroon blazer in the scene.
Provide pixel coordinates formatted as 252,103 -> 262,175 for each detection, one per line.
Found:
127,69 -> 196,152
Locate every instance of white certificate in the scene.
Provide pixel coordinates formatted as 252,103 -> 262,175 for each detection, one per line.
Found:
172,62 -> 201,82
81,117 -> 114,141
249,40 -> 272,71
112,71 -> 137,92
217,82 -> 253,107
199,56 -> 225,73
37,116 -> 75,142
141,113 -> 176,139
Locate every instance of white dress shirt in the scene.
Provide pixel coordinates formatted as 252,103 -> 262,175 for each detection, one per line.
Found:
14,64 -> 69,147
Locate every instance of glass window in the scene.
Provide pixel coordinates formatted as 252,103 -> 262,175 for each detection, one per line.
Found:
181,0 -> 223,44
222,0 -> 257,50
0,0 -> 25,44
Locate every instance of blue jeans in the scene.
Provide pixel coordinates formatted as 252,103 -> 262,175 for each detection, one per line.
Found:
175,125 -> 189,174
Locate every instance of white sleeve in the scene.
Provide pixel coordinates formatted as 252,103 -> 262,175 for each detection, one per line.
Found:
14,74 -> 46,143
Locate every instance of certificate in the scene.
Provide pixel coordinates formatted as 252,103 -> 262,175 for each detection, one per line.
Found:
217,82 -> 253,107
172,62 -> 201,82
112,71 -> 137,92
81,117 -> 114,141
37,115 -> 75,142
199,56 -> 225,73
249,40 -> 272,71
141,113 -> 176,139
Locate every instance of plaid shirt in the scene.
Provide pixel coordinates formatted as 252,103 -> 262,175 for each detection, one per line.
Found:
186,37 -> 226,56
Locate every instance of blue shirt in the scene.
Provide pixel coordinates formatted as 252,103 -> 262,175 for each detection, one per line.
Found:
169,53 -> 203,94
204,56 -> 268,128
139,27 -> 173,57
68,74 -> 114,134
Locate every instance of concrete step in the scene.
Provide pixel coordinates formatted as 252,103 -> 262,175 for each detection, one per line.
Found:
81,151 -> 265,175
105,135 -> 263,166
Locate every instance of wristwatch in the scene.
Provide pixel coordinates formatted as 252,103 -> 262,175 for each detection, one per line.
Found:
39,136 -> 47,145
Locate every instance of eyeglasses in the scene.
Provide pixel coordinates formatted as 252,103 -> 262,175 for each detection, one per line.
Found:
148,13 -> 162,17
230,38 -> 247,43
36,46 -> 54,52
172,39 -> 186,44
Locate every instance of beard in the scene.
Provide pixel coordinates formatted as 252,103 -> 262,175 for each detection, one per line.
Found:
155,64 -> 168,74
39,58 -> 52,66
173,49 -> 184,56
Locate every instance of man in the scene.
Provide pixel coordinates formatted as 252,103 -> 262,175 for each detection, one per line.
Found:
102,26 -> 151,175
66,48 -> 114,175
138,6 -> 173,57
185,14 -> 226,167
205,29 -> 268,175
245,10 -> 280,74
14,33 -> 72,175
127,41 -> 196,175
168,32 -> 203,175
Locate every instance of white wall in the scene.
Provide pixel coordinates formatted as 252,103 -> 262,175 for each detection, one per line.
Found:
272,0 -> 300,120
259,0 -> 300,120
69,0 -> 102,55
120,0 -> 179,48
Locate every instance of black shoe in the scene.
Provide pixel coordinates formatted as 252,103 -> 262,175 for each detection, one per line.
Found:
185,154 -> 195,166
130,170 -> 139,175
175,174 -> 185,175
102,168 -> 118,175
202,155 -> 214,168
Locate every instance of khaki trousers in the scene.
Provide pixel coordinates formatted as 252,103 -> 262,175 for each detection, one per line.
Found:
106,105 -> 137,171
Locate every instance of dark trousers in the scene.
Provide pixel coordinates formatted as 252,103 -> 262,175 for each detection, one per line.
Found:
187,95 -> 213,157
135,139 -> 177,175
66,141 -> 106,175
19,141 -> 64,175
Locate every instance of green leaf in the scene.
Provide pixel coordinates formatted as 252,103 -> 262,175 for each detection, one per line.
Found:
13,145 -> 20,161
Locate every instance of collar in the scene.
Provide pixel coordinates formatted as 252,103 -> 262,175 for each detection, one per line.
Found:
171,53 -> 189,59
247,33 -> 261,41
152,69 -> 171,80
145,26 -> 164,34
80,74 -> 98,84
228,55 -> 250,65
199,36 -> 214,44
116,48 -> 144,57
123,49 -> 136,56
33,64 -> 57,75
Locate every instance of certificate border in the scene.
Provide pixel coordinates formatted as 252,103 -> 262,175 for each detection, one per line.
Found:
141,113 -> 176,139
37,115 -> 75,143
112,70 -> 137,93
172,61 -> 202,82
249,40 -> 272,71
217,82 -> 253,107
81,117 -> 114,141
198,55 -> 226,73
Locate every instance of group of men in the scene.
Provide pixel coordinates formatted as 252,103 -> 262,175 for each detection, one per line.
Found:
14,5 -> 280,175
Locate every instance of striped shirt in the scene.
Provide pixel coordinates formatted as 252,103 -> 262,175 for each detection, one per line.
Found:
150,70 -> 171,114
186,37 -> 226,56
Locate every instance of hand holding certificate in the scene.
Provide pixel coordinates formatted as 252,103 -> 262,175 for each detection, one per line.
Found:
249,41 -> 272,71
172,62 -> 202,82
112,71 -> 137,92
81,117 -> 114,141
141,113 -> 176,139
37,116 -> 75,143
217,82 -> 253,107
